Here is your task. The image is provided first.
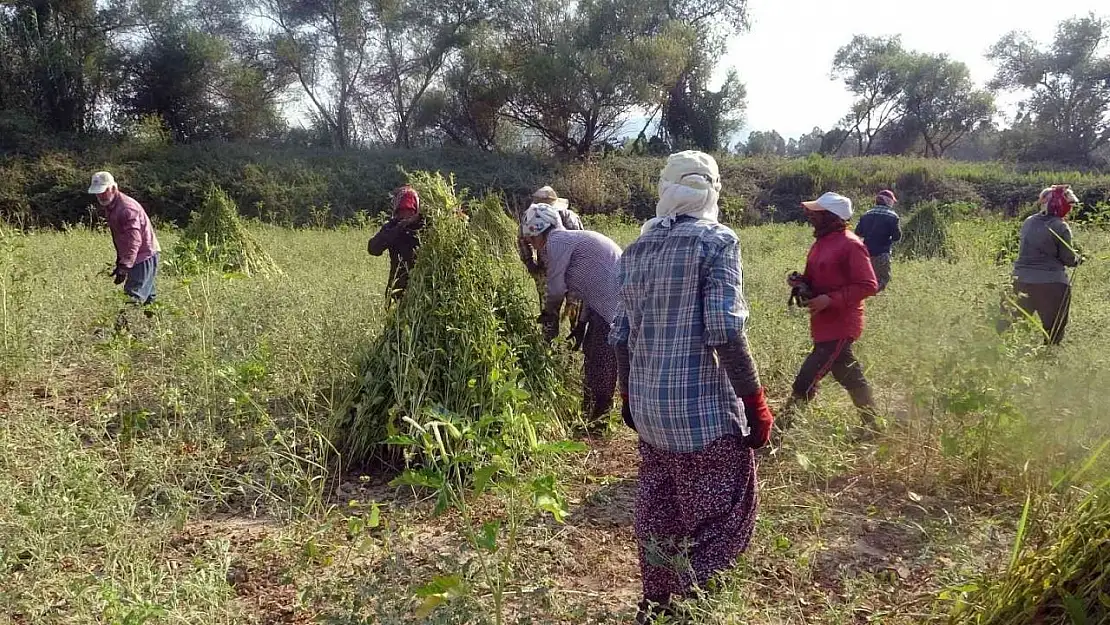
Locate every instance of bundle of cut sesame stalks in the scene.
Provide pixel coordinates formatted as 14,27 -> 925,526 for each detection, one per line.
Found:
333,172 -> 578,467
170,184 -> 281,277
948,478 -> 1110,625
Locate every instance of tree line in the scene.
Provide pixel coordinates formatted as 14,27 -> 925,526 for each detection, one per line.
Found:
740,15 -> 1110,165
1,2 -> 1107,164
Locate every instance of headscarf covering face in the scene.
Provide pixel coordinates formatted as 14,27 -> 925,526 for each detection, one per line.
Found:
522,203 -> 564,238
1040,185 -> 1079,219
642,150 -> 722,234
392,185 -> 420,219
533,185 -> 570,211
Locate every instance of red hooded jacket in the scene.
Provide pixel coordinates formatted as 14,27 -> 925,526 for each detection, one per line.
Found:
803,229 -> 878,343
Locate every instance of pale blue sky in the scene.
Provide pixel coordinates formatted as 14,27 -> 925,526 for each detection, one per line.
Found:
719,0 -> 1102,140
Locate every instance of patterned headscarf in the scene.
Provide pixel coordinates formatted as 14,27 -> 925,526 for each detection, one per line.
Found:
522,203 -> 563,237
1040,185 -> 1079,219
392,185 -> 420,219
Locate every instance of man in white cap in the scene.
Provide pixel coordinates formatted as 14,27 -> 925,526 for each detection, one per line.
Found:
610,150 -> 774,621
521,203 -> 622,429
88,171 -> 161,311
785,191 -> 879,435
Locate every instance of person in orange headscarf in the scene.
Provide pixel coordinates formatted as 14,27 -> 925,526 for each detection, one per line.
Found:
1003,185 -> 1082,344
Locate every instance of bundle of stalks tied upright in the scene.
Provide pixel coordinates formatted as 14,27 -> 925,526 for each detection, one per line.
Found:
334,172 -> 577,468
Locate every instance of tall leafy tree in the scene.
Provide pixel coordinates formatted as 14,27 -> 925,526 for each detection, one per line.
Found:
499,0 -> 693,156
0,0 -> 125,133
257,0 -> 374,147
988,14 -> 1110,163
741,129 -> 785,156
831,35 -> 907,155
899,53 -> 995,157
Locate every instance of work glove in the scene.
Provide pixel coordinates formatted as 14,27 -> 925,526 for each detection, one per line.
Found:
740,388 -> 774,449
621,393 -> 636,432
112,265 -> 129,285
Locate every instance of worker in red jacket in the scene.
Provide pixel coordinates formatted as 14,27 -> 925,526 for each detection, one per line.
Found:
786,192 -> 880,438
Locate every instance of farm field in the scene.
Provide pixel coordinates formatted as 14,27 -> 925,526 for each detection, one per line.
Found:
2,217 -> 1110,624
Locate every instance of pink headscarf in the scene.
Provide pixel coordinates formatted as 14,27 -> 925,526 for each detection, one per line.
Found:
1040,185 -> 1079,219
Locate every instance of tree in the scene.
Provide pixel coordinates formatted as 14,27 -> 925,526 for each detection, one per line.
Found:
499,0 -> 693,156
988,14 -> 1110,163
662,66 -> 746,151
831,35 -> 907,155
900,53 -> 995,157
256,0 -> 374,147
359,0 -> 488,148
416,29 -> 513,150
124,27 -> 226,141
0,0 -> 124,133
742,129 -> 785,156
117,0 -> 289,142
787,127 -> 825,156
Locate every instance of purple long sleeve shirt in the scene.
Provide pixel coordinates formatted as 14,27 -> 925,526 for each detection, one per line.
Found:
107,192 -> 160,268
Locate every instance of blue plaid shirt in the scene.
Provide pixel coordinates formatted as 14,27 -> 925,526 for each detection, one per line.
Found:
610,216 -> 749,453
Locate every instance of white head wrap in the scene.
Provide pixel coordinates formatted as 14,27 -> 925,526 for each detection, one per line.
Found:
641,150 -> 722,234
522,203 -> 563,237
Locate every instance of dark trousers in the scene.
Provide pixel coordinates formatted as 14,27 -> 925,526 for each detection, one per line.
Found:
1001,281 -> 1071,345
582,308 -> 617,423
792,339 -> 870,400
870,253 -> 892,293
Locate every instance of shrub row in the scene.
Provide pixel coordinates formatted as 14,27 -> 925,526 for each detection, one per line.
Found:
2,140 -> 1110,228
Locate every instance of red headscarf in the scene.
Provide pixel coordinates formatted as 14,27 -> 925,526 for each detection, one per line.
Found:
1042,185 -> 1077,219
392,185 -> 420,219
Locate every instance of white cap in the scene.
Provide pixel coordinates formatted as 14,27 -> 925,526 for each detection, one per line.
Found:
802,192 -> 852,220
88,171 -> 116,194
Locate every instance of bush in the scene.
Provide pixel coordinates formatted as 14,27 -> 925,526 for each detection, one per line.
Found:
947,480 -> 1110,625
4,138 -> 1110,228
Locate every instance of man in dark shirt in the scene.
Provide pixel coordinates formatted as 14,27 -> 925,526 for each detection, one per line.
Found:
854,189 -> 902,293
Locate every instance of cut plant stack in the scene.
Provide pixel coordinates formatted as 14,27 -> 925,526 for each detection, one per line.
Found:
334,172 -> 577,467
170,184 -> 281,277
948,480 -> 1110,625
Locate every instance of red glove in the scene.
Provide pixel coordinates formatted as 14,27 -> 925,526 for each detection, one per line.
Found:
741,388 -> 774,449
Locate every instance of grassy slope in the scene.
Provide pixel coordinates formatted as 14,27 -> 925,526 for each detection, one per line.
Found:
2,220 -> 1110,623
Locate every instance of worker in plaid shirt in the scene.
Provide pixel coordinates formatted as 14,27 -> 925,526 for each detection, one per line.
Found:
610,151 -> 774,622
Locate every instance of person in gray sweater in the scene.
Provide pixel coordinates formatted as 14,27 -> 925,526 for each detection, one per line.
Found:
1003,185 -> 1082,344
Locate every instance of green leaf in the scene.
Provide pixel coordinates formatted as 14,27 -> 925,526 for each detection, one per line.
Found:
477,520 -> 501,552
472,464 -> 499,496
367,503 -> 381,529
414,574 -> 468,619
390,469 -> 444,490
1009,494 -> 1032,571
1062,593 -> 1089,625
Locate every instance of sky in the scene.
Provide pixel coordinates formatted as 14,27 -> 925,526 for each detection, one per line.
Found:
719,0 -> 1101,142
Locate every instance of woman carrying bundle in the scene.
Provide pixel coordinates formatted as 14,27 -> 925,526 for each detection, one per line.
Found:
1003,185 -> 1083,345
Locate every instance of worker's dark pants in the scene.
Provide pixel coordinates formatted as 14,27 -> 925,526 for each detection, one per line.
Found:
999,281 -> 1071,345
792,339 -> 870,400
582,309 -> 617,423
